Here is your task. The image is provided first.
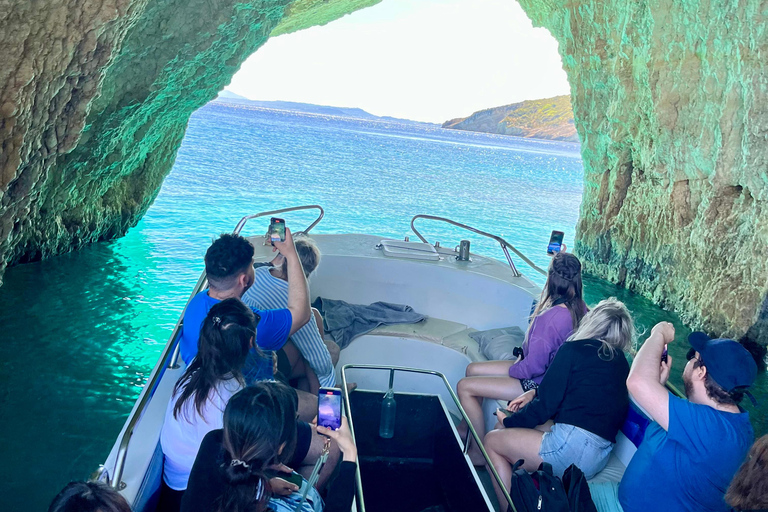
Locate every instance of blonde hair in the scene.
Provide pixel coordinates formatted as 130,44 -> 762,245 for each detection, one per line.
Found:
568,297 -> 635,359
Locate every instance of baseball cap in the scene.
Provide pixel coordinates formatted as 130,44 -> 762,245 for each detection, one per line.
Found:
688,332 -> 758,393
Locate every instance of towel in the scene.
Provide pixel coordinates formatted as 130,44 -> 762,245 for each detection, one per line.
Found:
312,297 -> 426,349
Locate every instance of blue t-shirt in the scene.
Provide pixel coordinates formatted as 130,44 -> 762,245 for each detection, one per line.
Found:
179,291 -> 292,381
619,393 -> 753,512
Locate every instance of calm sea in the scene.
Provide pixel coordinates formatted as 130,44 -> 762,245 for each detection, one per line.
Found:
0,102 -> 765,511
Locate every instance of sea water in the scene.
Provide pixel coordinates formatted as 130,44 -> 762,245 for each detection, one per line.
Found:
0,102 -> 764,511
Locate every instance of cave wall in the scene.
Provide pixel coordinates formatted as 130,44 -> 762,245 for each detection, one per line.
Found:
0,0 -> 378,272
516,0 -> 768,342
1,0 -> 767,342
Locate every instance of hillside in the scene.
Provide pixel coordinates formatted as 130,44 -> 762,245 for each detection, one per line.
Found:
443,95 -> 578,142
213,93 -> 433,126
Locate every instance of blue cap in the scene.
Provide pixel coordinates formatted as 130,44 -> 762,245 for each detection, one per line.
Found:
688,332 -> 757,392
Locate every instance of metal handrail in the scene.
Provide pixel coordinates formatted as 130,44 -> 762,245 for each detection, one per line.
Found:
340,364 -> 518,512
410,214 -> 547,277
108,270 -> 208,489
233,204 -> 324,235
107,205 -> 326,489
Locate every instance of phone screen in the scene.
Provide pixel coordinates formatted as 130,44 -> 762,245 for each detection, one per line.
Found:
270,218 -> 286,243
547,230 -> 564,255
318,387 -> 342,430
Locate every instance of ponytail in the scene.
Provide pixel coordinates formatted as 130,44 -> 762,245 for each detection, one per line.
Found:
174,299 -> 257,421
217,383 -> 298,512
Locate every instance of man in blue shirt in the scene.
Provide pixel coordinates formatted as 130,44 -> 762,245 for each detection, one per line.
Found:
177,229 -> 341,490
179,229 -> 311,370
619,323 -> 757,512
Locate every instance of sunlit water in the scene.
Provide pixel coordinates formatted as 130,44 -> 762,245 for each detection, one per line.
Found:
0,102 -> 764,511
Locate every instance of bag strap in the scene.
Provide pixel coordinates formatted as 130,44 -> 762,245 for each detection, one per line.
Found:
292,439 -> 330,512
512,459 -> 526,473
538,461 -> 555,476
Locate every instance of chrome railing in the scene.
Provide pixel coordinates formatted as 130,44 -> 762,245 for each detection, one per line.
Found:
233,204 -> 324,235
410,214 -> 547,278
105,205 -> 325,490
340,364 -> 518,512
108,270 -> 207,489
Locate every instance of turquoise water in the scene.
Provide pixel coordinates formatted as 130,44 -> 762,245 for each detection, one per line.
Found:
0,102 -> 764,511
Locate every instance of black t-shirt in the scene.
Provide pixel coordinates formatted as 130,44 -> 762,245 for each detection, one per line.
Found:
180,429 -> 356,512
503,338 -> 630,442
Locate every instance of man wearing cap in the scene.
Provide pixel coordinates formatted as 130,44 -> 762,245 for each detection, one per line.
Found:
619,322 -> 757,512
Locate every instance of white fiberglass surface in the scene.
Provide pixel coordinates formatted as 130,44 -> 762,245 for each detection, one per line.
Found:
337,335 -> 472,418
310,254 -> 535,331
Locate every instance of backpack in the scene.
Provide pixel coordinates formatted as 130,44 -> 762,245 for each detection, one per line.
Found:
508,460 -> 569,512
561,464 -> 598,512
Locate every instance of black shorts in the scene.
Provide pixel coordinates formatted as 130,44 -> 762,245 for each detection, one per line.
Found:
287,420 -> 313,468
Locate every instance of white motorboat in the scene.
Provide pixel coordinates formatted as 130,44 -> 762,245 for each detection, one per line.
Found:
95,205 -> 655,512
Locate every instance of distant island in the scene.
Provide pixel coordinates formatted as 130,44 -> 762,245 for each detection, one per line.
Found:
214,90 -> 435,127
442,95 -> 578,142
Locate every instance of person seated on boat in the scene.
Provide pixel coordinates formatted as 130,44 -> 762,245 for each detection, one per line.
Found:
178,230 -> 314,412
242,235 -> 338,394
456,251 -> 587,463
483,297 -> 633,506
48,481 -> 131,512
181,381 -> 357,512
160,299 -> 340,512
725,434 -> 768,512
618,327 -> 757,512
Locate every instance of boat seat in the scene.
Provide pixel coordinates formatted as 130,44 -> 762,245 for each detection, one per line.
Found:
367,317 -> 486,362
588,451 -> 626,483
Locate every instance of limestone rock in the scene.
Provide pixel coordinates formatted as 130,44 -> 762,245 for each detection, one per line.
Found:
517,0 -> 768,342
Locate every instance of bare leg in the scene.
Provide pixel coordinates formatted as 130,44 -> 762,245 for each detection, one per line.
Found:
297,425 -> 341,490
323,339 -> 340,367
456,373 -> 524,464
484,428 -> 544,508
296,389 -> 317,423
465,360 -> 518,378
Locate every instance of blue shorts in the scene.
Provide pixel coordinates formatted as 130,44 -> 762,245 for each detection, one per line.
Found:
539,423 -> 613,479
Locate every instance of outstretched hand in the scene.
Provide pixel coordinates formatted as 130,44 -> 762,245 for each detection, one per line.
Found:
651,321 -> 675,344
271,226 -> 298,258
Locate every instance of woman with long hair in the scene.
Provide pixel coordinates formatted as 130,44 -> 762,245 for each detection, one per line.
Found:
457,251 -> 587,463
725,434 -> 768,512
159,298 -> 257,511
483,298 -> 634,507
48,481 -> 131,512
181,381 -> 358,512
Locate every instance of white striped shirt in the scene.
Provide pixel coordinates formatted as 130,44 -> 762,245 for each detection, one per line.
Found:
242,266 -> 335,387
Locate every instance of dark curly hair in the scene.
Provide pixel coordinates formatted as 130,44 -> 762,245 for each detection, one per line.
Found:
205,234 -> 255,291
48,481 -> 131,512
690,357 -> 745,406
726,435 -> 768,511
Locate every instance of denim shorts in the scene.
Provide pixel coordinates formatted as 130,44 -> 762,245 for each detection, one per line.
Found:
539,423 -> 613,479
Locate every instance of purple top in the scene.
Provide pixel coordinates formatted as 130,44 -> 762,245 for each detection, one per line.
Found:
508,305 -> 578,384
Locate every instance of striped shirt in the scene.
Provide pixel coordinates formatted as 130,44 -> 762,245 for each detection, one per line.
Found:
242,266 -> 336,387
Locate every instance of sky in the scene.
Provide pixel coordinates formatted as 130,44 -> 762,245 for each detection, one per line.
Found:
226,0 -> 571,123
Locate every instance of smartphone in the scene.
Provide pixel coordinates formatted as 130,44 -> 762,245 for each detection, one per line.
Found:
318,387 -> 342,430
661,344 -> 668,364
270,217 -> 286,243
547,230 -> 564,255
497,407 -> 513,418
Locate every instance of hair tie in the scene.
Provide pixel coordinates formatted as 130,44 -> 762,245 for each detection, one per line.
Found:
212,316 -> 222,326
230,459 -> 249,468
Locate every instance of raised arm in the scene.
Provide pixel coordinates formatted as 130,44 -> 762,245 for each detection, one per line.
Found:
626,321 -> 675,430
272,227 -> 311,336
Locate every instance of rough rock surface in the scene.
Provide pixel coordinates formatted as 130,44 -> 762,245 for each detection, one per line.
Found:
516,0 -> 768,342
443,95 -> 578,142
1,0 -> 767,343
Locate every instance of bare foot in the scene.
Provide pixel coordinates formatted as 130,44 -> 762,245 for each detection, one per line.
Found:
345,382 -> 357,394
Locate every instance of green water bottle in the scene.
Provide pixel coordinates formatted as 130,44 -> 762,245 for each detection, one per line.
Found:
379,370 -> 396,439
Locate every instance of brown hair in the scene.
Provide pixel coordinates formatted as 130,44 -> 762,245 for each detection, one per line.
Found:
725,435 -> 768,510
529,252 -> 586,332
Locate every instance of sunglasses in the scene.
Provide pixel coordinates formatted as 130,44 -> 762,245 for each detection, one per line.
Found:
686,348 -> 703,364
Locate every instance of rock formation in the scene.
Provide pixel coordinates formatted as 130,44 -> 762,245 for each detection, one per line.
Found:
443,95 -> 579,142
1,0 -> 767,343
514,0 -> 768,343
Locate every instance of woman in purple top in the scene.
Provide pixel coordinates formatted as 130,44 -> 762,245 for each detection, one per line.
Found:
457,252 -> 587,464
